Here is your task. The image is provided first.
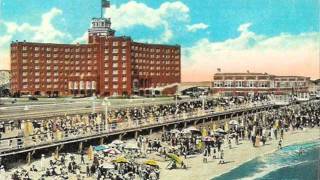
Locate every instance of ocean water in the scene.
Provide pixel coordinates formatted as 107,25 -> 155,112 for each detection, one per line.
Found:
213,141 -> 320,180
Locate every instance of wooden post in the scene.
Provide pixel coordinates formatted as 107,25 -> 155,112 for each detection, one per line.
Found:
135,131 -> 139,139
162,126 -> 166,133
55,146 -> 59,159
100,137 -> 104,145
184,122 -> 187,128
78,142 -> 83,153
149,128 -> 153,135
26,152 -> 31,165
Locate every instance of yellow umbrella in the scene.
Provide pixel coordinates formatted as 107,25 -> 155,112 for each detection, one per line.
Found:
201,127 -> 208,137
144,159 -> 159,167
196,141 -> 204,150
224,121 -> 229,131
87,145 -> 94,161
167,153 -> 183,164
113,156 -> 128,163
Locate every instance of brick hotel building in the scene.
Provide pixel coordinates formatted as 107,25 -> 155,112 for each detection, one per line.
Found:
212,72 -> 310,96
11,16 -> 181,97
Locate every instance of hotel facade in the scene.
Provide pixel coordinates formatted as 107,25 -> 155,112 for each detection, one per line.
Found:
212,72 -> 310,96
10,14 -> 181,97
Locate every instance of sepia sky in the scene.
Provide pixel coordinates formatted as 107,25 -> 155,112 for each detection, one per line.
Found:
0,0 -> 319,81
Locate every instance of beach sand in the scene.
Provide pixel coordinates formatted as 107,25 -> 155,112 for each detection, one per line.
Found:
158,128 -> 320,180
3,128 -> 319,180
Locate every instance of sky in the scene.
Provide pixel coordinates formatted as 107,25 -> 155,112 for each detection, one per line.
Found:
0,0 -> 319,81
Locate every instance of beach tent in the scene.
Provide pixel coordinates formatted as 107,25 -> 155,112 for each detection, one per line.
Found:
224,122 -> 229,131
87,145 -> 94,160
201,128 -> 208,137
167,153 -> 183,164
212,122 -> 217,131
144,159 -> 159,167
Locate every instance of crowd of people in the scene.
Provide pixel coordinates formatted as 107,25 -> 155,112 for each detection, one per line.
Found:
0,96 -> 269,150
2,94 -> 317,180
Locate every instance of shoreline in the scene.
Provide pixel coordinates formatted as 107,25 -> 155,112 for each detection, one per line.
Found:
159,128 -> 320,180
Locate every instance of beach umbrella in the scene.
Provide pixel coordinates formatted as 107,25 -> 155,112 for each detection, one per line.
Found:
103,148 -> 121,155
229,120 -> 239,125
181,129 -> 191,134
87,145 -> 94,160
101,163 -> 115,169
94,145 -> 108,152
113,156 -> 128,163
186,126 -> 200,132
124,142 -> 139,150
215,128 -> 227,134
112,140 -> 124,145
212,132 -> 224,137
167,153 -> 183,164
170,129 -> 180,134
144,159 -> 159,167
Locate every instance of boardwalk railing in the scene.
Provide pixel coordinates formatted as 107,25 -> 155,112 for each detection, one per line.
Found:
0,101 -> 273,156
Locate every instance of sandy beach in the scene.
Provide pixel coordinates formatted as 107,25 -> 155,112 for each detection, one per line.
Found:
158,128 -> 320,180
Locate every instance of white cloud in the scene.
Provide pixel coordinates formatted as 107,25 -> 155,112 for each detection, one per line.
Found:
72,32 -> 88,44
182,23 -> 320,81
186,23 -> 208,32
105,1 -> 189,43
0,7 -> 70,70
1,7 -> 69,43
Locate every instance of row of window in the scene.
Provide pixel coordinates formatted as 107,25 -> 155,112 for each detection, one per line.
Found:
105,84 -> 127,89
213,81 -> 307,88
105,77 -> 127,82
21,46 -> 97,53
22,66 -> 98,71
20,53 -> 98,59
131,46 -> 179,54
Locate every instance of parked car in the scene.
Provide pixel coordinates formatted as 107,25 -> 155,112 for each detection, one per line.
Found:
28,96 -> 38,101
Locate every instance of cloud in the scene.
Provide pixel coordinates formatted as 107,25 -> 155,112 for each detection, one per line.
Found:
72,32 -> 88,44
186,23 -> 209,32
0,7 -> 70,70
105,1 -> 189,43
1,8 -> 68,43
182,23 -> 319,81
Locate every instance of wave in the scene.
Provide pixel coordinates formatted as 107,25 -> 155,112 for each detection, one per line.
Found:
214,140 -> 320,180
239,160 -> 313,180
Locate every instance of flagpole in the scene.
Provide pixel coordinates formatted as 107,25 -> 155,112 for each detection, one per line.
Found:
101,0 -> 103,18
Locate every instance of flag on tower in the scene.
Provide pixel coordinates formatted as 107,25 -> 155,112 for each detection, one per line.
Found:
102,0 -> 110,8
